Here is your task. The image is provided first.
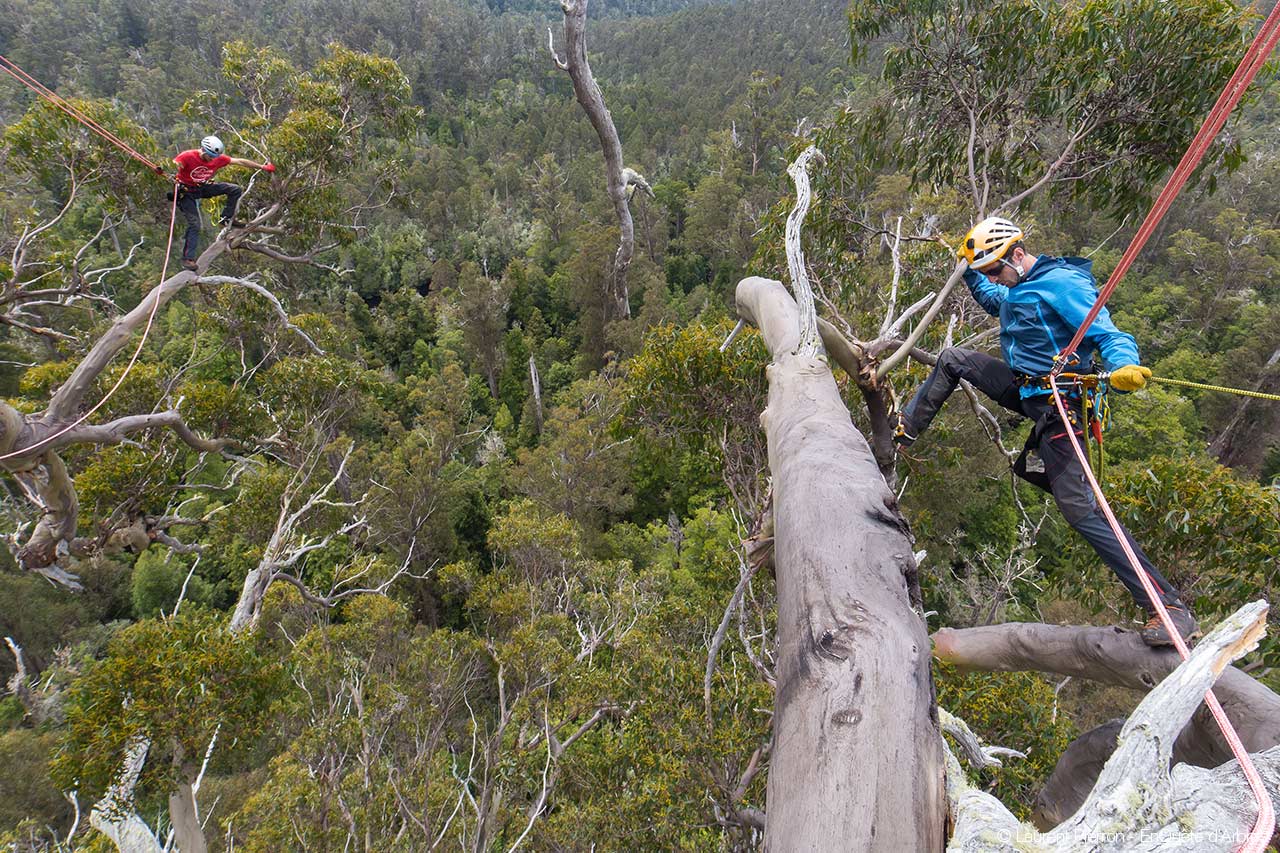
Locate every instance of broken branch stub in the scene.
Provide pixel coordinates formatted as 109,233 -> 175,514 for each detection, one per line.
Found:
784,146 -> 823,359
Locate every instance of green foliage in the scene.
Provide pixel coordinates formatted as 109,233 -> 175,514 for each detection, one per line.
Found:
623,320 -> 770,513
130,547 -> 212,617
53,609 -> 284,802
513,375 -> 635,530
936,663 -> 1077,819
0,731 -> 69,836
8,0 -> 1280,846
845,0 -> 1249,217
3,97 -> 163,210
1050,455 -> 1280,659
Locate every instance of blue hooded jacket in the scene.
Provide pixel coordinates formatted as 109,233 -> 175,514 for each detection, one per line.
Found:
964,255 -> 1140,398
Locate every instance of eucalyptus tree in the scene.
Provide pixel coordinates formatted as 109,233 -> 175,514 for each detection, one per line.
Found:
723,0 -> 1278,846
0,41 -> 418,585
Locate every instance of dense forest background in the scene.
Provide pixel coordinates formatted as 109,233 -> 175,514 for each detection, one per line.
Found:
1,0 -> 1279,849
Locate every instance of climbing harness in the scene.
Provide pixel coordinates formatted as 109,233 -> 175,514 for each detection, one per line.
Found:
0,57 -> 182,462
1046,4 -> 1280,848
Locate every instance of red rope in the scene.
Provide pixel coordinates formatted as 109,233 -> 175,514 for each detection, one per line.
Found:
1043,9 -> 1280,849
0,53 -> 168,176
1049,379 -> 1275,851
1053,1 -> 1280,372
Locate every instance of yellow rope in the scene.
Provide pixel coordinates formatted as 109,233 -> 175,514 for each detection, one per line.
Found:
1147,375 -> 1280,402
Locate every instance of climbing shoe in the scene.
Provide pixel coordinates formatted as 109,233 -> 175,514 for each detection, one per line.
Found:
219,218 -> 246,228
181,259 -> 198,271
892,411 -> 917,448
1140,606 -> 1201,648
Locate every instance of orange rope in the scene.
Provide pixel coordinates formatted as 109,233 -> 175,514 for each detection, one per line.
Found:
0,53 -> 168,176
0,54 -> 187,463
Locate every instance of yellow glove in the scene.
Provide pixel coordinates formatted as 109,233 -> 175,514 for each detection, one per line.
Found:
1109,364 -> 1151,392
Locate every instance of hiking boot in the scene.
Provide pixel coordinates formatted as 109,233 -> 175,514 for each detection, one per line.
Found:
1140,606 -> 1201,647
892,411 -> 917,448
181,258 -> 198,272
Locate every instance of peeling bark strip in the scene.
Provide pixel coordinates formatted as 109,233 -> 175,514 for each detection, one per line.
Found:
735,276 -> 945,851
89,738 -> 164,853
554,0 -> 635,319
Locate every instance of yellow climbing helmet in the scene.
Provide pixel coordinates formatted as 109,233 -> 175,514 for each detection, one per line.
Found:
959,216 -> 1024,271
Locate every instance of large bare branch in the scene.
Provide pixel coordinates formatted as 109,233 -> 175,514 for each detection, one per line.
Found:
874,260 -> 966,380
945,602 -> 1280,850
57,410 -> 229,453
199,274 -> 324,354
43,203 -> 281,423
4,636 -> 34,716
932,619 -> 1280,759
229,441 -> 359,632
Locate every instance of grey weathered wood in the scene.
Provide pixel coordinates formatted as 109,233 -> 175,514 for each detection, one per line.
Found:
945,601 -> 1280,851
783,147 -> 823,359
735,274 -> 944,851
933,619 -> 1280,769
554,0 -> 635,319
89,738 -> 164,853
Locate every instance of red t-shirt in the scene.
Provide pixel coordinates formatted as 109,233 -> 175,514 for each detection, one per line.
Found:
174,150 -> 232,187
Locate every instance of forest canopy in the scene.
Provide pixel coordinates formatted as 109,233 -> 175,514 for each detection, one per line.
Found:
2,0 -> 1280,849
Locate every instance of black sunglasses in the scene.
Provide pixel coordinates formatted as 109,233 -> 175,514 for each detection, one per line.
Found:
982,258 -> 1016,280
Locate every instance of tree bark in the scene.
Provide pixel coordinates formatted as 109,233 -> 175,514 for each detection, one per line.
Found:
168,768 -> 208,853
735,275 -> 945,851
933,619 -> 1280,830
89,738 -> 164,853
943,601 -> 1280,850
932,620 -> 1280,758
556,0 -> 634,319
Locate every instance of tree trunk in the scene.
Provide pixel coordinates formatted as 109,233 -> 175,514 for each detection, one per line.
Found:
168,769 -> 208,853
557,0 -> 633,319
735,275 -> 945,851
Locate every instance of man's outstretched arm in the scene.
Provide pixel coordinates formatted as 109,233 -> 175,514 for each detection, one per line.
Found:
228,157 -> 275,172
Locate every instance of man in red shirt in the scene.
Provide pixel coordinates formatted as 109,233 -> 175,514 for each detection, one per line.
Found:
174,135 -> 275,271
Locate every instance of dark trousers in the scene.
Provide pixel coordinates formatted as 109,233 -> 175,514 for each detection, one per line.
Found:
901,347 -> 1183,613
177,182 -> 243,261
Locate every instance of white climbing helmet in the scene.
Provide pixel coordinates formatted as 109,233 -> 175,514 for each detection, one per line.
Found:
200,135 -> 225,158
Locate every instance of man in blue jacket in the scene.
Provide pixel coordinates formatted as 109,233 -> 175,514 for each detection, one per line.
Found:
894,216 -> 1198,647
